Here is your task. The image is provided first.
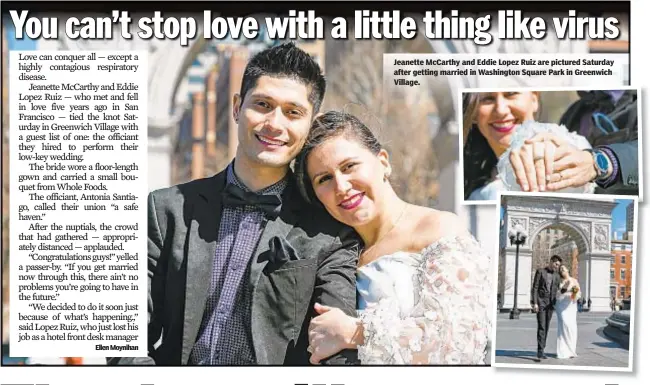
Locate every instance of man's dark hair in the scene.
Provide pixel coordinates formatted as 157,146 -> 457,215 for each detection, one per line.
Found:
239,42 -> 326,114
550,255 -> 562,263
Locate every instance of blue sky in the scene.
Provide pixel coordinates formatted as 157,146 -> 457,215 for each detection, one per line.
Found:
612,199 -> 633,236
4,20 -> 37,52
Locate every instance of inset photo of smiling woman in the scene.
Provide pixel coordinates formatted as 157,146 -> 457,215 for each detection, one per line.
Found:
460,87 -> 642,204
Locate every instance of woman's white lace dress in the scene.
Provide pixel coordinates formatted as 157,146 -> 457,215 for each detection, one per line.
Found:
556,279 -> 580,359
355,235 -> 491,365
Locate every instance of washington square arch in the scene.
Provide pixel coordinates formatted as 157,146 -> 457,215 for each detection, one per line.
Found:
499,195 -> 618,313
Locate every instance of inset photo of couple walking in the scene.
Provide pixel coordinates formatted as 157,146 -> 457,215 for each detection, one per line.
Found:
492,193 -> 637,371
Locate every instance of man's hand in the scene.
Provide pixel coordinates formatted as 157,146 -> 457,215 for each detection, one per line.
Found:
510,133 -> 598,192
546,150 -> 599,191
532,304 -> 539,313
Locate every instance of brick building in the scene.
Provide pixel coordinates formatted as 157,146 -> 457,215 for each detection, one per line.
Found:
610,237 -> 633,300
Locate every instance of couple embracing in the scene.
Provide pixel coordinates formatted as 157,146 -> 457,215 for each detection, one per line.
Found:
531,255 -> 582,361
111,43 -> 491,366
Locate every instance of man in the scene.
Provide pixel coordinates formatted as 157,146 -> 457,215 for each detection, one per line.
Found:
559,90 -> 638,195
110,43 -> 359,365
530,255 -> 562,360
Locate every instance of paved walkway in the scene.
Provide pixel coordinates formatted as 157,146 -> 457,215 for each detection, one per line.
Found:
493,311 -> 629,368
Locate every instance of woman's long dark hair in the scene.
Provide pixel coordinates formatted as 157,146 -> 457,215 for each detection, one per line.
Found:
463,93 -> 497,199
464,127 -> 497,200
294,111 -> 381,205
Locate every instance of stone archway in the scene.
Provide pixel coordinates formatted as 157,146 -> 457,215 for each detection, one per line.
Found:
529,221 -> 589,301
531,222 -> 584,272
500,195 -> 617,312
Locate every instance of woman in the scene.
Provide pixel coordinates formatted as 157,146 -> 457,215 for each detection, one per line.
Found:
556,265 -> 580,359
463,91 -> 541,200
295,111 -> 491,365
463,91 -> 594,200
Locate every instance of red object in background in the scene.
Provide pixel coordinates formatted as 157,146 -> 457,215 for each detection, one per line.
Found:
65,357 -> 83,365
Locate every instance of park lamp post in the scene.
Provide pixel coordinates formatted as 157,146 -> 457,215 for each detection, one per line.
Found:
508,224 -> 528,320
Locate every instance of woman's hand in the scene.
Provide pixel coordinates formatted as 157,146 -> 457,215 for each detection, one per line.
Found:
510,133 -> 597,192
307,303 -> 361,364
509,135 -> 557,192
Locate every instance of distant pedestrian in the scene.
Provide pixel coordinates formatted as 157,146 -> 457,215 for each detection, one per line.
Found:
578,298 -> 583,312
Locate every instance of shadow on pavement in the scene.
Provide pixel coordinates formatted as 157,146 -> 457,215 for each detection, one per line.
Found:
593,341 -> 621,348
597,326 -> 629,350
495,350 -> 557,362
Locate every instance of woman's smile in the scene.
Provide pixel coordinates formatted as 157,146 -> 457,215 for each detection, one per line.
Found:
338,192 -> 365,210
489,119 -> 516,133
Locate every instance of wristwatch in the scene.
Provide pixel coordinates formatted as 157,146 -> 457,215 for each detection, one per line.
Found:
589,149 -> 611,181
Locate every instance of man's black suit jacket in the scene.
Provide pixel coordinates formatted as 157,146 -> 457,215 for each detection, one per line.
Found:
109,168 -> 360,365
531,267 -> 560,310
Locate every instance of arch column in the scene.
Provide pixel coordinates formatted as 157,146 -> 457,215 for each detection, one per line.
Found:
588,220 -> 615,311
583,251 -> 613,312
502,247 -> 533,310
501,214 -> 534,310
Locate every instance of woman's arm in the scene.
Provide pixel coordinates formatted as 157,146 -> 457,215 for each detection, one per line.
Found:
307,303 -> 364,365
309,213 -> 491,365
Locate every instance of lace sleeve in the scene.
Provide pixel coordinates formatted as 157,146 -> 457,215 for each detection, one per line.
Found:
357,235 -> 492,365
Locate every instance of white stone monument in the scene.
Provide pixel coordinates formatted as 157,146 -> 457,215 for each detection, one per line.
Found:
500,195 -> 617,312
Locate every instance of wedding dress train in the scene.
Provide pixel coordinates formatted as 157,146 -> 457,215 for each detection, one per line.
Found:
556,282 -> 579,359
355,235 -> 491,365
